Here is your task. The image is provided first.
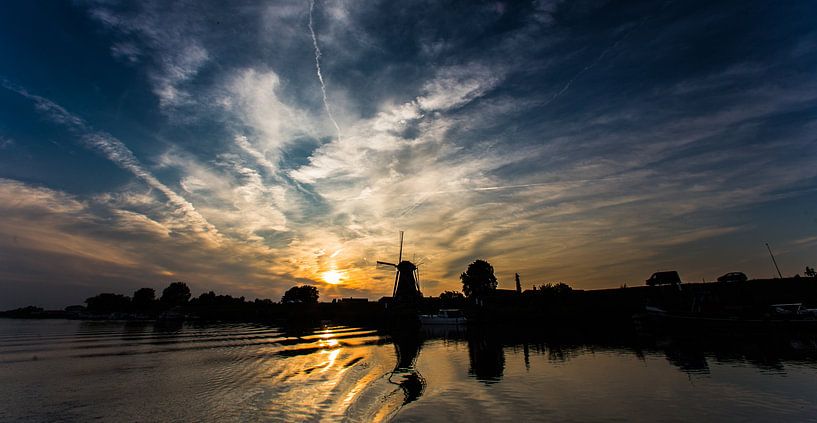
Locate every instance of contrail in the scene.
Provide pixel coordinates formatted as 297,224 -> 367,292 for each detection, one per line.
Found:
424,174 -> 633,196
309,0 -> 342,141
543,19 -> 646,108
392,178 -> 627,217
352,175 -> 631,203
383,175 -> 632,218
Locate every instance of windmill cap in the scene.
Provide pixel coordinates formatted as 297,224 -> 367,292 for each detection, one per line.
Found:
397,261 -> 417,271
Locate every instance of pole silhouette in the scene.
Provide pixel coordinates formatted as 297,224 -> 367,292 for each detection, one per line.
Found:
765,242 -> 783,279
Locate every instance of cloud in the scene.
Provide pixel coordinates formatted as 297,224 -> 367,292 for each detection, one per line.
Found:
0,178 -> 300,308
86,1 -> 211,108
4,83 -> 222,246
83,133 -> 222,245
219,69 -> 315,160
0,136 -> 14,149
416,65 -> 502,111
791,236 -> 817,247
0,179 -> 161,270
110,42 -> 141,63
654,226 -> 744,246
4,0 -> 817,307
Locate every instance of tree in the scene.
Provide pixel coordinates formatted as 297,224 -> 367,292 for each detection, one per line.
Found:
806,266 -> 816,278
160,282 -> 191,308
132,288 -> 156,310
460,259 -> 498,300
86,293 -> 131,313
538,282 -> 573,297
192,291 -> 246,306
281,285 -> 319,304
439,290 -> 465,308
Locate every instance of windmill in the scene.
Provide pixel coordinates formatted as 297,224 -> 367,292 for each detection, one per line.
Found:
377,231 -> 422,304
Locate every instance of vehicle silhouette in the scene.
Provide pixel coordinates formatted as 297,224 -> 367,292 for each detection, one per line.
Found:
717,272 -> 748,283
646,271 -> 682,286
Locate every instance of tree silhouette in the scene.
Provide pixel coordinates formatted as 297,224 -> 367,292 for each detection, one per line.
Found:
132,288 -> 156,310
806,266 -> 816,278
160,282 -> 191,308
460,259 -> 498,300
192,291 -> 246,306
538,282 -> 573,297
282,285 -> 319,304
86,293 -> 131,313
439,290 -> 465,308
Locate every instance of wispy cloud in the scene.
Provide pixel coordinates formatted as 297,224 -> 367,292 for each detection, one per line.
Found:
0,136 -> 13,149
3,83 -> 222,246
87,1 -> 210,108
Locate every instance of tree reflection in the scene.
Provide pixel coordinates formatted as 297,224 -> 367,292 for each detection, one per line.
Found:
652,334 -> 807,375
416,324 -> 817,381
663,346 -> 710,374
467,326 -> 505,383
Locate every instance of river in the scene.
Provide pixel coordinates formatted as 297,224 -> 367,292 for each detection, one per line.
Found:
1,319 -> 816,422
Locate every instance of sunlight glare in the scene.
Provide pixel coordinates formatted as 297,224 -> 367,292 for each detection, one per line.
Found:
322,270 -> 342,285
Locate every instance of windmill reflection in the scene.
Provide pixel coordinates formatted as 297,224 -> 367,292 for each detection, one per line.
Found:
388,328 -> 426,404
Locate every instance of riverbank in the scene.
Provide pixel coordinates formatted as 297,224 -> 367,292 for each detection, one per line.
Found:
481,276 -> 817,323
4,277 -> 815,329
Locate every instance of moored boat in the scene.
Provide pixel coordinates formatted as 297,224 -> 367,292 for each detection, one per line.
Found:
419,309 -> 466,325
638,304 -> 817,333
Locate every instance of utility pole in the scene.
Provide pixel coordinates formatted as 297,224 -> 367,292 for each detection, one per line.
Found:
765,242 -> 783,279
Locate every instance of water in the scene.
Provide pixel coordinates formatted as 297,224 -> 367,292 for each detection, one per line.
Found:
1,319 -> 817,422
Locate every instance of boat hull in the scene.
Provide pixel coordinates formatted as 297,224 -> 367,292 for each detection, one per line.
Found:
637,309 -> 817,334
420,316 -> 466,325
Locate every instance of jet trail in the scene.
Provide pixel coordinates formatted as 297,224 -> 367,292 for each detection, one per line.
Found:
349,175 -> 632,204
411,175 -> 631,197
543,19 -> 646,108
309,0 -> 342,141
384,176 -> 630,218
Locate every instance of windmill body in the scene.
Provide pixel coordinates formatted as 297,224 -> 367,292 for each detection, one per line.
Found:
377,232 -> 422,307
394,261 -> 421,303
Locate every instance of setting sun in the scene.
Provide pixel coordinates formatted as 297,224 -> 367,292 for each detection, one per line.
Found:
322,270 -> 342,285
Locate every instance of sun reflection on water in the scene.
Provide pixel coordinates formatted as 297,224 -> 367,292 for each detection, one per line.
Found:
322,348 -> 342,372
254,326 -> 408,422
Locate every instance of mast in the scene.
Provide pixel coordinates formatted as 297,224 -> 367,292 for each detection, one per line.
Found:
765,242 -> 783,279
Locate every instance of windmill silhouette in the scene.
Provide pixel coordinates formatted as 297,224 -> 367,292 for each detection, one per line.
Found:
377,231 -> 422,304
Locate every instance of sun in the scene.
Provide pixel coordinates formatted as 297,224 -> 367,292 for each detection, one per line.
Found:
322,270 -> 342,285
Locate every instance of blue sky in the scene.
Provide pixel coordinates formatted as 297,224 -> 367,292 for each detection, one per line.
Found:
1,0 -> 816,308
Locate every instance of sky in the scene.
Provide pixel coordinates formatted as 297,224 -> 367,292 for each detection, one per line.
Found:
0,0 -> 816,309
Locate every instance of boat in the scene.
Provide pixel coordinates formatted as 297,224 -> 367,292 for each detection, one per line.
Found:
419,309 -> 466,325
637,304 -> 817,333
769,303 -> 817,318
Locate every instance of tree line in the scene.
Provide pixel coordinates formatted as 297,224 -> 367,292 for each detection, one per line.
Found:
77,258 -> 559,314
3,258 -> 565,319
83,282 -> 321,314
